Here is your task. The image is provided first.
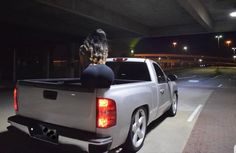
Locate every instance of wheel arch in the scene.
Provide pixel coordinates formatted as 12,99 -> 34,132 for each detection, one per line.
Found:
131,104 -> 149,124
123,104 -> 149,152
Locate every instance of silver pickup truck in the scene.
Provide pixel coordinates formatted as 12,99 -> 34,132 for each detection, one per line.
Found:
8,58 -> 178,153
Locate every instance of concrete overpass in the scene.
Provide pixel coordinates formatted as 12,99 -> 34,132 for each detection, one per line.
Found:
1,2 -> 236,153
1,0 -> 236,39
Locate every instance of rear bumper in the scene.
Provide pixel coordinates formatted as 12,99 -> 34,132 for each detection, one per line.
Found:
8,115 -> 112,152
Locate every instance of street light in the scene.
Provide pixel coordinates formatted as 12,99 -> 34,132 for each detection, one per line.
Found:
183,46 -> 188,52
225,40 -> 232,47
215,35 -> 223,48
230,11 -> 236,17
233,55 -> 236,60
130,49 -> 134,54
232,47 -> 236,54
172,42 -> 177,48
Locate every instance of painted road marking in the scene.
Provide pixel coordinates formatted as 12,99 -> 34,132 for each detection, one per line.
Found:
179,75 -> 196,80
187,105 -> 203,122
218,84 -> 223,88
210,75 -> 221,79
188,80 -> 199,83
234,145 -> 236,153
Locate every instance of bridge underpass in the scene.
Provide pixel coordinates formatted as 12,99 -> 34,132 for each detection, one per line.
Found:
1,0 -> 236,81
0,1 -> 236,153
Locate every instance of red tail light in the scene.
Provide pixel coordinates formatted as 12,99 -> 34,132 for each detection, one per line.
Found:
96,98 -> 116,128
13,88 -> 18,111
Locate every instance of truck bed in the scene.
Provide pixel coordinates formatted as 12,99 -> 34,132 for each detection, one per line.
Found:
16,78 -> 145,133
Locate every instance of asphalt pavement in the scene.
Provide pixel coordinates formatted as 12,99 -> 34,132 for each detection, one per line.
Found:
0,66 -> 235,153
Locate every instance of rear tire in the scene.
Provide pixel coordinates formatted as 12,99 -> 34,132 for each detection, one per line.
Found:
167,93 -> 178,116
123,107 -> 147,152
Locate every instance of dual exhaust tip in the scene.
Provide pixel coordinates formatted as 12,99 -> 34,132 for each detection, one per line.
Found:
42,127 -> 57,140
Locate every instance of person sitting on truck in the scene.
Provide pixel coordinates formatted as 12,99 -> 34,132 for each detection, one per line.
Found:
79,29 -> 114,88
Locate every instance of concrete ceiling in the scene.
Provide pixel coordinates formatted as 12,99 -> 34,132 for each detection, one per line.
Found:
0,0 -> 236,39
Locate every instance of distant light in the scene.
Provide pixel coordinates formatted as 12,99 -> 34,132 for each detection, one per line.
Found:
199,59 -> 203,62
172,42 -> 177,47
229,11 -> 236,17
215,35 -> 222,39
233,55 -> 236,59
225,40 -> 232,47
232,47 -> 236,54
158,57 -> 161,60
226,40 -> 232,44
131,49 -> 134,54
183,46 -> 188,51
215,35 -> 223,48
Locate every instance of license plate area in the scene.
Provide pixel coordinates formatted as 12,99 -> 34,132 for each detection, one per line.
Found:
29,124 -> 58,144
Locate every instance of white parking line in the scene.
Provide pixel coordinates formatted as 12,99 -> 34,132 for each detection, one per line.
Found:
210,75 -> 221,79
187,105 -> 203,122
218,84 -> 223,88
234,145 -> 236,153
188,80 -> 199,83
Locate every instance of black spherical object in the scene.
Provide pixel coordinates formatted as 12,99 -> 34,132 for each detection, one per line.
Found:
81,64 -> 114,88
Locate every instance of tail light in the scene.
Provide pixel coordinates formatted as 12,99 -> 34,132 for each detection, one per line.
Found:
96,98 -> 116,128
13,87 -> 18,111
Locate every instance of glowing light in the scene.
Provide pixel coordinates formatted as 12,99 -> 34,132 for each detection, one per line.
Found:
230,11 -> 236,17
131,49 -> 134,54
215,35 -> 223,48
98,118 -> 108,128
233,55 -> 236,59
14,88 -> 18,111
225,40 -> 232,47
97,98 -> 116,128
199,59 -> 203,62
172,42 -> 177,47
98,99 -> 109,107
183,46 -> 188,51
215,35 -> 222,39
232,47 -> 236,54
158,57 -> 161,60
129,38 -> 140,50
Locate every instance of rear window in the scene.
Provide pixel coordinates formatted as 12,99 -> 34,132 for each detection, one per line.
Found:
106,62 -> 151,81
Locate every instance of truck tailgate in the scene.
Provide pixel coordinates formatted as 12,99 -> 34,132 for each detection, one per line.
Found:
17,83 -> 97,132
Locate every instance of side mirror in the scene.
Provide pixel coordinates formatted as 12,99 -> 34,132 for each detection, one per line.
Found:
168,74 -> 178,81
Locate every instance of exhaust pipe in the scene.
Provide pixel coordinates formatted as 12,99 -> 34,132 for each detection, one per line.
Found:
42,126 -> 57,139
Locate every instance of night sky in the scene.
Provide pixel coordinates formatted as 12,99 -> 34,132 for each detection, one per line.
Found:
135,32 -> 236,58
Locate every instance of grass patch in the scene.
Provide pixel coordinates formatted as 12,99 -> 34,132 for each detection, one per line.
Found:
215,67 -> 222,75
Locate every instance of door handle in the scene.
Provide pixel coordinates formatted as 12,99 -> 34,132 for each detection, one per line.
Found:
160,89 -> 165,94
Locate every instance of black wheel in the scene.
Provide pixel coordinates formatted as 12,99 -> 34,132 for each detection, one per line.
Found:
123,107 -> 147,152
167,93 -> 178,116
